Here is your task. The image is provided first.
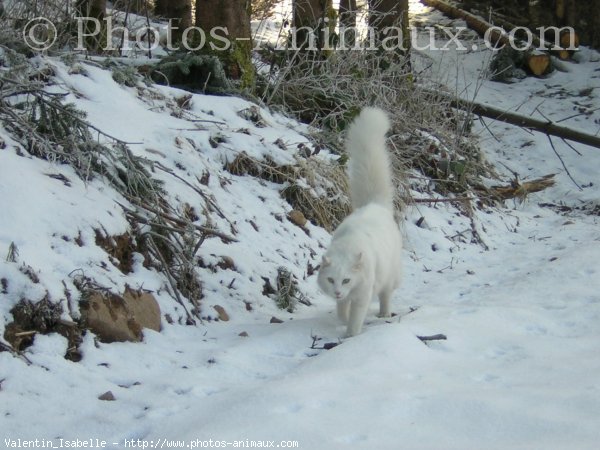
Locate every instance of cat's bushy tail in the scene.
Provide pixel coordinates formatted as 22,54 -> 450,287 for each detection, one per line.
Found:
346,107 -> 394,211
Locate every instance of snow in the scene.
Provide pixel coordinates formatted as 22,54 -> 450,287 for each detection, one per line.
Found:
2,4 -> 600,449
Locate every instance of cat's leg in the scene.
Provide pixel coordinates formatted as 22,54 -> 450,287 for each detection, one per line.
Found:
346,299 -> 369,337
378,287 -> 392,318
346,285 -> 372,337
337,299 -> 350,324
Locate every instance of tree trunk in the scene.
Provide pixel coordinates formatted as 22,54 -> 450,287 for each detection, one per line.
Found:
337,0 -> 357,47
76,0 -> 107,52
293,0 -> 333,51
116,0 -> 147,15
155,0 -> 192,40
339,0 -> 357,29
195,0 -> 254,87
369,0 -> 410,56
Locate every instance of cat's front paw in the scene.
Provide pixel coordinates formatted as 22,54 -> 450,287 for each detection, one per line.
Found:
344,326 -> 361,338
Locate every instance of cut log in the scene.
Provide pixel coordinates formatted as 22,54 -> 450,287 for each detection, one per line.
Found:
560,29 -> 580,49
554,30 -> 580,59
526,52 -> 552,76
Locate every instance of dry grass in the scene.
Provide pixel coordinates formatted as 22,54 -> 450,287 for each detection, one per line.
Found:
259,20 -> 497,206
225,151 -> 350,232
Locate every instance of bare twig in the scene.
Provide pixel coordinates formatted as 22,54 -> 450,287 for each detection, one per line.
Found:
121,203 -> 238,243
0,341 -> 33,365
146,236 -> 197,325
310,333 -> 340,350
546,135 -> 582,190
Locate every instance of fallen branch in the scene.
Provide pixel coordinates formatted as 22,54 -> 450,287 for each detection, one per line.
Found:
152,162 -> 238,234
119,202 -> 238,243
445,95 -> 600,150
420,0 -> 510,47
490,174 -> 556,200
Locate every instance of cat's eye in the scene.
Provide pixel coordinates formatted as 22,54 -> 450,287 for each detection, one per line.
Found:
342,278 -> 351,285
327,277 -> 334,284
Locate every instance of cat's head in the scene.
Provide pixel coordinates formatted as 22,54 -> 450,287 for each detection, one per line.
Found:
317,253 -> 363,301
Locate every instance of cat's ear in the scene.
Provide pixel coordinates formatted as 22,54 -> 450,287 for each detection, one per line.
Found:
322,256 -> 331,267
353,253 -> 363,271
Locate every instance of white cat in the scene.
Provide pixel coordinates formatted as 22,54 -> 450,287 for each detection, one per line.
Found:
318,107 -> 403,337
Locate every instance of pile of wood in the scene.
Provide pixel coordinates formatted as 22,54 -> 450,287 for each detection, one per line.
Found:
420,0 -> 580,78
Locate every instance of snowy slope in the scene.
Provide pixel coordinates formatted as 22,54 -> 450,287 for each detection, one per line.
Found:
2,7 -> 600,449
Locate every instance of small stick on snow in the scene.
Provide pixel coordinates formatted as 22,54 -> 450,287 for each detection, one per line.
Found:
13,331 -> 37,337
417,334 -> 447,343
0,341 -> 33,365
546,135 -> 582,190
412,197 -> 477,204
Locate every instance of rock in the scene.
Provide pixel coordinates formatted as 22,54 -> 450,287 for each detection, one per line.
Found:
270,316 -> 284,324
217,256 -> 236,271
80,288 -> 161,343
238,331 -> 249,337
124,288 -> 161,332
98,391 -> 116,401
213,305 -> 230,322
287,210 -> 307,228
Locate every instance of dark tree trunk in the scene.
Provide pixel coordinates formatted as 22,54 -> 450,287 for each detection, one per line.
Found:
195,0 -> 254,87
76,0 -> 107,52
113,0 -> 147,15
293,0 -> 333,51
77,0 -> 107,23
155,0 -> 192,42
339,0 -> 357,29
368,0 -> 410,58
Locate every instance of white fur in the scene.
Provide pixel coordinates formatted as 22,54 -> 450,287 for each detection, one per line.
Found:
346,107 -> 394,210
318,107 -> 403,337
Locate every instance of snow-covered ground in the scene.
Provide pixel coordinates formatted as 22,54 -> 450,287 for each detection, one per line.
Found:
2,3 -> 600,449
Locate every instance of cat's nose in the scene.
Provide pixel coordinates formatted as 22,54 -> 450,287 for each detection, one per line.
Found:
335,291 -> 342,298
